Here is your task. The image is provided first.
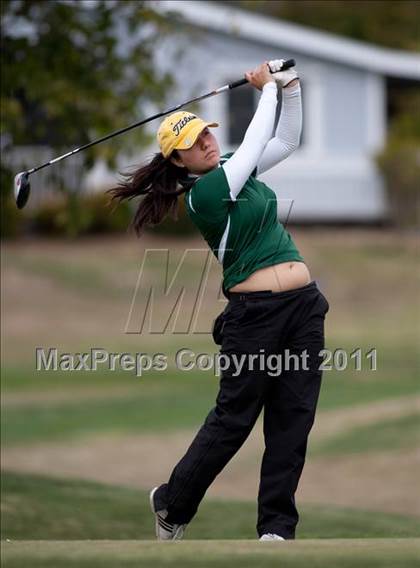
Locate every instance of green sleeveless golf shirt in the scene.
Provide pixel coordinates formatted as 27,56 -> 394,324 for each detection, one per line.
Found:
183,152 -> 304,293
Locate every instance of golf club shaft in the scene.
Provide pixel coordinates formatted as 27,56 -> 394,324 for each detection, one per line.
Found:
26,59 -> 295,175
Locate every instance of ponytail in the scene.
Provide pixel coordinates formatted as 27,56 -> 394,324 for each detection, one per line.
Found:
106,151 -> 194,238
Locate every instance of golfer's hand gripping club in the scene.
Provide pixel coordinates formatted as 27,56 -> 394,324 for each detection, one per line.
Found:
267,59 -> 299,88
228,58 -> 295,89
243,59 -> 298,91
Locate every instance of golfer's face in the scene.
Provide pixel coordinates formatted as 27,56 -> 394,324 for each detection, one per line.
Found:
177,127 -> 220,174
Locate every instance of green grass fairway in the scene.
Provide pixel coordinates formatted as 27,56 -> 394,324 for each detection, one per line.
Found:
2,539 -> 420,568
2,472 -> 420,542
2,233 -> 420,566
2,362 -> 419,447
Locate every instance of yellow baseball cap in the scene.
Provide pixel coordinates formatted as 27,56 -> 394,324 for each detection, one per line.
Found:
157,111 -> 219,158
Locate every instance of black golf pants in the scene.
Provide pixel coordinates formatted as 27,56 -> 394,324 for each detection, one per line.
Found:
153,279 -> 329,539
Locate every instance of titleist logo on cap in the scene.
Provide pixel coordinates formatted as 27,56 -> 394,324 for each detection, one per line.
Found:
173,114 -> 197,136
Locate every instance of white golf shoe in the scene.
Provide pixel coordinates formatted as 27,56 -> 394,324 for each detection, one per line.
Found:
259,533 -> 285,541
149,486 -> 187,540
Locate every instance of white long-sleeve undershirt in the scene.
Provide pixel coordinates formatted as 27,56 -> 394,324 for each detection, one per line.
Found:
256,82 -> 302,176
223,81 -> 302,200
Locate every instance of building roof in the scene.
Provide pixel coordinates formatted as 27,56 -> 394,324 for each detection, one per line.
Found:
155,0 -> 420,80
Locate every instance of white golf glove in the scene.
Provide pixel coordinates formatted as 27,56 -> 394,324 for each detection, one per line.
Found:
267,59 -> 299,88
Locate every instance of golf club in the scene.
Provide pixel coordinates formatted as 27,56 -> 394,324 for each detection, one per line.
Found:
13,59 -> 295,209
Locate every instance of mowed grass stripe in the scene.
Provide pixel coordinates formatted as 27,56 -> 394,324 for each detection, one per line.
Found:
2,540 -> 420,568
2,472 -> 420,541
309,412 -> 420,456
2,371 -> 420,446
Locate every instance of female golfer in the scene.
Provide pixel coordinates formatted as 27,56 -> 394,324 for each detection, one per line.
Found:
108,59 -> 329,541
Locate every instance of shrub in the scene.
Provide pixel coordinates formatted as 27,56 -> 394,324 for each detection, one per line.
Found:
376,142 -> 420,228
375,89 -> 420,229
30,191 -> 132,237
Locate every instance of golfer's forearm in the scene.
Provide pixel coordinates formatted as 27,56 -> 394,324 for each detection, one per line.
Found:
274,82 -> 301,145
256,82 -> 302,176
243,81 -> 278,147
222,81 -> 278,199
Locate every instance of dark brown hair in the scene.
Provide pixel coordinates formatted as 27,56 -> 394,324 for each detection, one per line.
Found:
106,151 -> 194,237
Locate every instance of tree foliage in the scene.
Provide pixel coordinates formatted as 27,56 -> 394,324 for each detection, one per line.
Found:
224,0 -> 420,51
1,0 -> 186,168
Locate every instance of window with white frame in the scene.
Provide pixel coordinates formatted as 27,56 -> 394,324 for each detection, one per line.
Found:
227,81 -> 305,147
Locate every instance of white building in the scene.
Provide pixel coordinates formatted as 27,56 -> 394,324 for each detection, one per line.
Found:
134,0 -> 419,223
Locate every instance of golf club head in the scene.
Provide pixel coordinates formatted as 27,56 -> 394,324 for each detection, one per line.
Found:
14,171 -> 31,209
